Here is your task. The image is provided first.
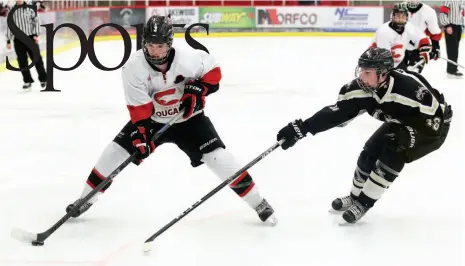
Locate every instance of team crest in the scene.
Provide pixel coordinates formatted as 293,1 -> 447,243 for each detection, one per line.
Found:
415,86 -> 428,100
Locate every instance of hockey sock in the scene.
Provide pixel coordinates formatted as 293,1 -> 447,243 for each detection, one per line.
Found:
80,141 -> 131,203
358,159 -> 403,208
201,148 -> 263,209
350,150 -> 377,198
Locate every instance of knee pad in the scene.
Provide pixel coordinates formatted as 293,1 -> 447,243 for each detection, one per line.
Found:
357,149 -> 378,176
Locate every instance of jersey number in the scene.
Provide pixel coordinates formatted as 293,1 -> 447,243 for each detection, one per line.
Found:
154,88 -> 179,106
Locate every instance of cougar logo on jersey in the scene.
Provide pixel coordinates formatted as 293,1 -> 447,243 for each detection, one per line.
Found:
415,86 -> 428,100
154,88 -> 180,106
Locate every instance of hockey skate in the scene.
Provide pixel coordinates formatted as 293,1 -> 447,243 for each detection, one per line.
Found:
341,201 -> 370,224
66,199 -> 93,218
255,198 -> 277,226
329,195 -> 356,213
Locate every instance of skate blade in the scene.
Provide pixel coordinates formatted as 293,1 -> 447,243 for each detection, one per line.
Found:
265,215 -> 278,227
328,208 -> 344,214
142,241 -> 154,255
11,227 -> 38,243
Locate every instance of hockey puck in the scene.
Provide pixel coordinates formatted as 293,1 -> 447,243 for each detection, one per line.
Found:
31,241 -> 44,246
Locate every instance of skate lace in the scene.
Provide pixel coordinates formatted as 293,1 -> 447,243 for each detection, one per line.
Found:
351,202 -> 367,218
341,196 -> 354,207
255,199 -> 269,214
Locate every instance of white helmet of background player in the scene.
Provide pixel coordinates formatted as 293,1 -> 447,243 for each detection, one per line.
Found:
391,3 -> 409,32
355,47 -> 395,92
406,0 -> 420,9
142,14 -> 174,65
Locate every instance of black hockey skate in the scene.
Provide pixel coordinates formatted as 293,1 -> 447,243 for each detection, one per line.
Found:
331,195 -> 356,212
255,198 -> 277,226
66,199 -> 93,218
22,83 -> 32,91
342,201 -> 370,224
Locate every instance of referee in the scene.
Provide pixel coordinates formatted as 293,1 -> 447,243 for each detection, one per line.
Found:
5,0 -> 47,90
439,0 -> 464,78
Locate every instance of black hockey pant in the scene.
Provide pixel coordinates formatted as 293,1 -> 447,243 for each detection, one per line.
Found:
13,36 -> 47,84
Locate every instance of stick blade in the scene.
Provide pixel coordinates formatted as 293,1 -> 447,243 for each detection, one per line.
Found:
142,241 -> 154,254
11,227 -> 38,243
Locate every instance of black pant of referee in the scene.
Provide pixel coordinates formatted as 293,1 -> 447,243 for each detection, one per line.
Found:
11,35 -> 47,89
444,24 -> 462,75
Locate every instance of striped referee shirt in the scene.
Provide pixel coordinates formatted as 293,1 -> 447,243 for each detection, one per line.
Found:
5,3 -> 40,43
439,0 -> 465,26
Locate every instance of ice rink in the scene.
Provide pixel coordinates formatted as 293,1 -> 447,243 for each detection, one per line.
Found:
0,36 -> 464,266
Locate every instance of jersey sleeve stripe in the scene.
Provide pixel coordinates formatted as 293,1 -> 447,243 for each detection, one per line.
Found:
385,93 -> 439,116
337,90 -> 372,102
127,102 -> 154,124
201,66 -> 222,85
389,71 -> 440,115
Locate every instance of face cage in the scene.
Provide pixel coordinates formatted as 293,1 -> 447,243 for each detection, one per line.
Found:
354,66 -> 387,92
142,39 -> 173,65
407,1 -> 420,9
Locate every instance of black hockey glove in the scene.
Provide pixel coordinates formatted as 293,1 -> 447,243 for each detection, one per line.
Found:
277,119 -> 307,150
130,120 -> 156,165
430,40 -> 440,61
180,79 -> 208,119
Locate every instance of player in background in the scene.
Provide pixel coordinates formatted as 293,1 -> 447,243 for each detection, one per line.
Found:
275,47 -> 452,224
65,15 -> 277,226
370,3 -> 432,73
404,0 -> 442,71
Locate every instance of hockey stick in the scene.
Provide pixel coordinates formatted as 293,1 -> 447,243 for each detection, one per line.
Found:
440,57 -> 464,69
142,138 -> 285,253
11,111 -> 185,246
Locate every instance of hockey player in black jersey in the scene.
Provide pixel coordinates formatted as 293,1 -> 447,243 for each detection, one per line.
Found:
276,47 -> 452,224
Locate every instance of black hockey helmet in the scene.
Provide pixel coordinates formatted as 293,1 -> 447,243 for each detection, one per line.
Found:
142,14 -> 174,65
391,2 -> 409,31
355,47 -> 394,91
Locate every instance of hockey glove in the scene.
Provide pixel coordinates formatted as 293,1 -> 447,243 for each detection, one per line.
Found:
418,45 -> 432,64
430,40 -> 440,61
180,79 -> 208,119
277,119 -> 307,150
130,121 -> 156,165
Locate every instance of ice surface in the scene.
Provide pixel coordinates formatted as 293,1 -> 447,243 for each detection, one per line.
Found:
0,37 -> 464,266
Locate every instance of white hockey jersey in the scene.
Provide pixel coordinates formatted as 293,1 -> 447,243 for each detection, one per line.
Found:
370,21 -> 431,67
121,46 -> 221,124
408,3 -> 442,44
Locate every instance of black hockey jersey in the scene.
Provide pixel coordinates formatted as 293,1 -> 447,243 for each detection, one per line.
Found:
303,69 -> 451,138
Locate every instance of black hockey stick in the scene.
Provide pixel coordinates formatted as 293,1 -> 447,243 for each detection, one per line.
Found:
11,111 -> 185,246
143,139 -> 285,253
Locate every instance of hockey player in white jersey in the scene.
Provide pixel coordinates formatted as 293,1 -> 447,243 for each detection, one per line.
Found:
404,0 -> 442,71
370,3 -> 432,73
65,15 -> 277,225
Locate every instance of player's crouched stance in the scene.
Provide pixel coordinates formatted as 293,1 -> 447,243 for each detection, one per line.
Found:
65,15 -> 277,226
276,47 -> 452,224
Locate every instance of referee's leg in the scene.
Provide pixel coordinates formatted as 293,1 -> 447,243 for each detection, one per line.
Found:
13,38 -> 34,88
25,36 -> 47,85
445,25 -> 461,75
